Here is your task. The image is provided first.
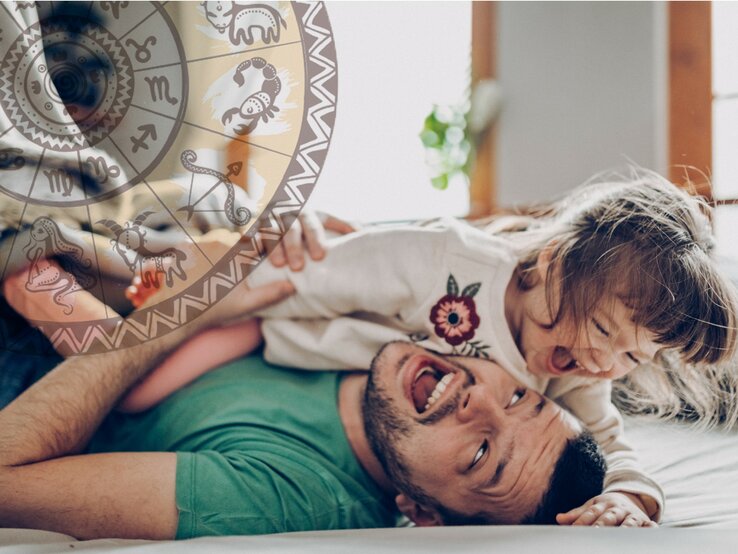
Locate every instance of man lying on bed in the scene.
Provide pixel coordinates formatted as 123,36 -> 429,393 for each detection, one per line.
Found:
0,277 -> 606,540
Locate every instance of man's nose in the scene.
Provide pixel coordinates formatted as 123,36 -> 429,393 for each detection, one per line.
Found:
457,384 -> 506,426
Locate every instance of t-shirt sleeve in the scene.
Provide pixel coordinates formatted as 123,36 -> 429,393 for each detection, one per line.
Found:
246,224 -> 450,321
175,450 -> 386,538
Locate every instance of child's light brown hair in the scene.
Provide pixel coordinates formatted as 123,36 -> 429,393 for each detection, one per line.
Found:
484,168 -> 738,427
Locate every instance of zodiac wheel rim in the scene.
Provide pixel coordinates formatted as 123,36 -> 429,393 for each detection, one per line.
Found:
0,1 -> 338,355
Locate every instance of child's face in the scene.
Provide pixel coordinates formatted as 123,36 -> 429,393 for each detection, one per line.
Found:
518,286 -> 661,380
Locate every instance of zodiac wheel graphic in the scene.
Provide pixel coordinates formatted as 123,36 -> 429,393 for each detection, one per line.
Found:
0,1 -> 338,355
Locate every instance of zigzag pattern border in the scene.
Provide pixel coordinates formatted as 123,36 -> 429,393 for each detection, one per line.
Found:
30,1 -> 338,355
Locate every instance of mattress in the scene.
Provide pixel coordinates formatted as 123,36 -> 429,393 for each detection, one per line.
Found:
1,417 -> 736,552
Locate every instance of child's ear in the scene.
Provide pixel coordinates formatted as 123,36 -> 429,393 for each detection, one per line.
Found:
536,239 -> 558,281
395,493 -> 444,527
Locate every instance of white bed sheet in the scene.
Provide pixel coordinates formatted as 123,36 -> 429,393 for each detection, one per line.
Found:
2,417 -> 737,552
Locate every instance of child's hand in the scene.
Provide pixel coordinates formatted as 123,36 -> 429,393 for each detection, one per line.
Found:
556,492 -> 657,527
268,210 -> 357,271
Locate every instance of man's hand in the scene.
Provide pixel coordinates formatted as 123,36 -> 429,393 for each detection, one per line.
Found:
556,492 -> 657,527
268,210 -> 357,271
126,211 -> 355,308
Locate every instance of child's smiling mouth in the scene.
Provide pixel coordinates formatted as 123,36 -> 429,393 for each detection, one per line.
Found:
547,346 -> 582,375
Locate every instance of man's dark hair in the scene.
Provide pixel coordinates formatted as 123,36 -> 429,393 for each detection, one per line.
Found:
420,430 -> 606,526
522,430 -> 606,524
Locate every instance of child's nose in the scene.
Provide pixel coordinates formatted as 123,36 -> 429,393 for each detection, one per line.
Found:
584,349 -> 615,374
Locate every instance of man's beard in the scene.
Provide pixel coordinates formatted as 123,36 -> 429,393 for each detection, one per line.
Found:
361,343 -> 434,505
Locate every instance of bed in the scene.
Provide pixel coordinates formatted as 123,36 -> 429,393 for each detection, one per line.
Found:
1,417 -> 736,553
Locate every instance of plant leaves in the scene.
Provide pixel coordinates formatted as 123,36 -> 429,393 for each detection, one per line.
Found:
420,130 -> 440,147
431,174 -> 448,190
461,282 -> 481,298
447,274 -> 459,296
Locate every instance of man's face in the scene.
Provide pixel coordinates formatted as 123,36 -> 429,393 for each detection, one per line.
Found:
363,342 -> 581,525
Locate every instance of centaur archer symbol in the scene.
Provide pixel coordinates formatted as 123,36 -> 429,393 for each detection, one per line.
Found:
177,149 -> 252,226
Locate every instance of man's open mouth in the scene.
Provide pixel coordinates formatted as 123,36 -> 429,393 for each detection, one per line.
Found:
548,346 -> 581,375
404,356 -> 459,415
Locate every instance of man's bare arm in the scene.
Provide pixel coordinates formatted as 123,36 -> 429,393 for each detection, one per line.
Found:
0,277 -> 293,538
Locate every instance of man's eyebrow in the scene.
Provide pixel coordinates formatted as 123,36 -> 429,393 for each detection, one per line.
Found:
488,459 -> 507,488
480,439 -> 513,493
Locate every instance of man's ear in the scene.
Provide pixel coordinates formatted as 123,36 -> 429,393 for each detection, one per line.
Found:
536,239 -> 558,281
396,493 -> 444,527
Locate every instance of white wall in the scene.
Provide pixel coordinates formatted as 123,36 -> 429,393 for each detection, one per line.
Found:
495,1 -> 667,206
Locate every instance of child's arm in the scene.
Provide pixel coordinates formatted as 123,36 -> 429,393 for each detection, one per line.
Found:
116,268 -> 263,412
117,319 -> 262,412
247,222 -> 477,320
552,379 -> 664,526
3,261 -> 263,413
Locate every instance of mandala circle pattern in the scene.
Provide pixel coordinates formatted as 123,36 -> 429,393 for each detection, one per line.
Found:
0,17 -> 134,151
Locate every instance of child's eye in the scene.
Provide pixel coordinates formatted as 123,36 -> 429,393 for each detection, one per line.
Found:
470,439 -> 488,469
626,352 -> 640,365
592,318 -> 610,337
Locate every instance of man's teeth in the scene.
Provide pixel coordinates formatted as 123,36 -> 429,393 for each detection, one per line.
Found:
424,373 -> 454,412
414,367 -> 434,383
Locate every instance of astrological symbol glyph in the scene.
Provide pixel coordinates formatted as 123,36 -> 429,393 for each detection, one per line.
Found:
44,169 -> 74,197
130,124 -> 157,153
125,36 -> 156,64
84,156 -> 121,185
100,1 -> 129,19
144,76 -> 178,105
0,148 -> 25,170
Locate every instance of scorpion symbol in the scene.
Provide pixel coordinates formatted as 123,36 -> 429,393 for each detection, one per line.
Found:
221,57 -> 281,135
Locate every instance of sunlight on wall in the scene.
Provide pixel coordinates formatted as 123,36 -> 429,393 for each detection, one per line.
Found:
307,2 -> 471,223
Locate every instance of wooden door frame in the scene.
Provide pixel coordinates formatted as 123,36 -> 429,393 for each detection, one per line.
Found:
470,1 -> 496,217
668,1 -> 712,200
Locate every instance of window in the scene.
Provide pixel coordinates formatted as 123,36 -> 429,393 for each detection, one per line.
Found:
306,2 -> 472,223
712,1 -> 738,258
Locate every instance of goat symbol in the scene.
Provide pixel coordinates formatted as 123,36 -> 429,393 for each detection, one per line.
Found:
96,212 -> 187,289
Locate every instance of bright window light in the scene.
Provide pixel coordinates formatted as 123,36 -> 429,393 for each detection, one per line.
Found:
307,2 -> 471,223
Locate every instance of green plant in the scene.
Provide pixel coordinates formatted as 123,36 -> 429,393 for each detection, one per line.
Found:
419,101 -> 472,190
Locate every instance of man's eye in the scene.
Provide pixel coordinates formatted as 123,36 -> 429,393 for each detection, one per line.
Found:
508,389 -> 525,408
592,319 -> 610,337
470,439 -> 488,469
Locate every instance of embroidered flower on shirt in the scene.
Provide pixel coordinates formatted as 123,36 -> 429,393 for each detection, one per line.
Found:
429,274 -> 489,358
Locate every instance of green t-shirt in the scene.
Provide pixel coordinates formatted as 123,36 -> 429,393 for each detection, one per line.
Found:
88,355 -> 397,538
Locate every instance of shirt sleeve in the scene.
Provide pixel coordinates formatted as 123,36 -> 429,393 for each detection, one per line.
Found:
247,224 -> 450,321
552,379 -> 665,522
